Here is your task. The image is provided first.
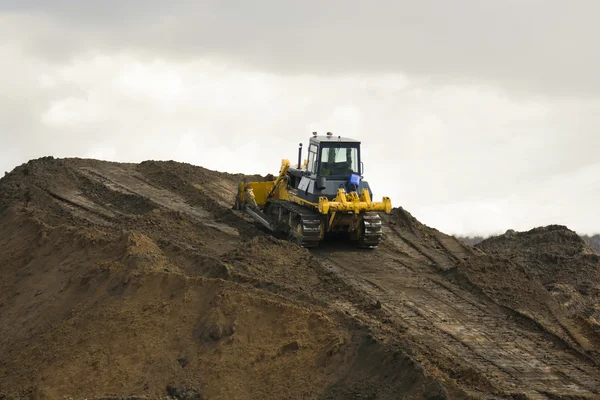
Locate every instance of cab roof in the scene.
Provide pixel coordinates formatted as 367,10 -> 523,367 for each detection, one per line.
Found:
309,135 -> 361,145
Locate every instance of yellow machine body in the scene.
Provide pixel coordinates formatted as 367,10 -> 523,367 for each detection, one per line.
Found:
235,156 -> 392,248
237,159 -> 391,215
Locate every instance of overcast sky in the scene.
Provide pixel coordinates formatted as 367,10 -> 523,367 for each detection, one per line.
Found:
1,1 -> 599,236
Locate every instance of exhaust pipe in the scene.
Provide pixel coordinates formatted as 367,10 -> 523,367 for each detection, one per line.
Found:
297,143 -> 303,168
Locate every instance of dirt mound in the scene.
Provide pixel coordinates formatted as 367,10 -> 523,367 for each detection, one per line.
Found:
387,210 -> 600,350
477,226 -> 600,337
378,208 -> 600,395
0,158 -> 448,399
477,225 -> 599,284
1,157 -> 599,399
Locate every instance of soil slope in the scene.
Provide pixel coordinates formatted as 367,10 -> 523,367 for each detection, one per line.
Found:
0,157 -> 599,400
477,227 -> 600,343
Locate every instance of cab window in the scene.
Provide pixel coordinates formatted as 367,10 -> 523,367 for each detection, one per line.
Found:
308,144 -> 318,174
319,145 -> 359,177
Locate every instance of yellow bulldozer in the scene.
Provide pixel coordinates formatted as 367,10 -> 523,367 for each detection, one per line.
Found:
234,132 -> 392,248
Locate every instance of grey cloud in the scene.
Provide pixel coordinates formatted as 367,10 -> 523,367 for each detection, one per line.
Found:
1,1 -> 599,235
2,0 -> 600,96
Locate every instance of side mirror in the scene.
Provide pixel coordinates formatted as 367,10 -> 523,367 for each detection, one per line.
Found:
360,161 -> 364,175
317,176 -> 327,190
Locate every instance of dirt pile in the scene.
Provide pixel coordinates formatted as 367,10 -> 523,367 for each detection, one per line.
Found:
0,158 -> 448,400
459,233 -> 600,254
0,157 -> 599,399
477,226 -> 600,337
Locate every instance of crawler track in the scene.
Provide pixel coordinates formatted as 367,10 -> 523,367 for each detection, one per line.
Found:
358,212 -> 383,248
263,201 -> 385,249
264,200 -> 323,247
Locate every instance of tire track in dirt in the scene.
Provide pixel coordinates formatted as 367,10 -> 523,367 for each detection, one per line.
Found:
78,165 -> 210,220
77,164 -> 238,236
44,189 -> 118,226
313,237 -> 600,399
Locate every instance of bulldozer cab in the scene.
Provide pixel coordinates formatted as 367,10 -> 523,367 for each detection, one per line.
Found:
285,133 -> 372,204
307,136 -> 361,179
